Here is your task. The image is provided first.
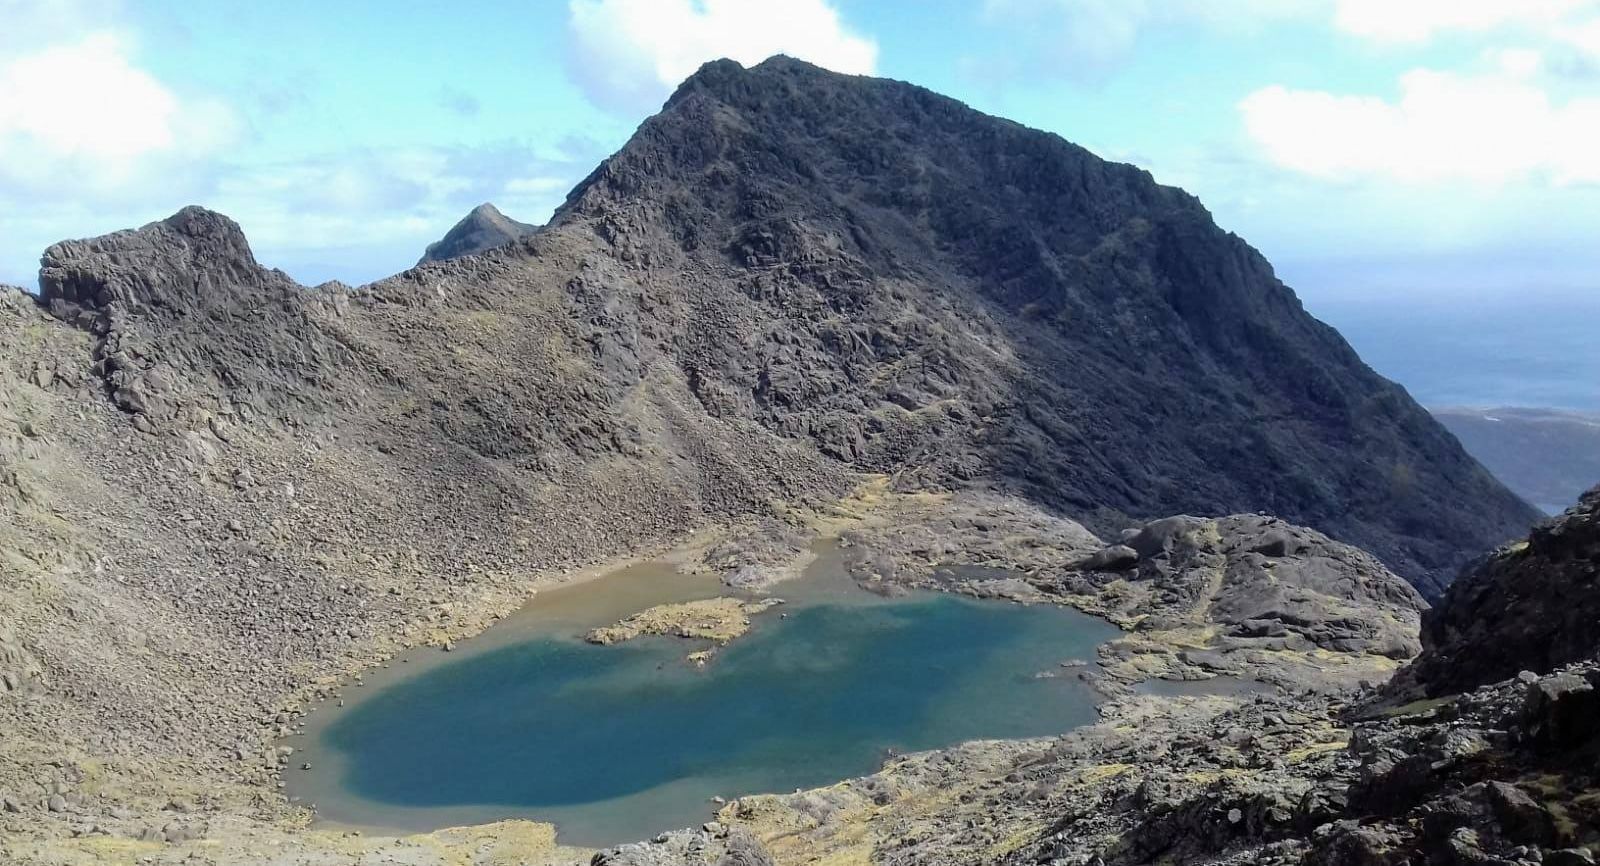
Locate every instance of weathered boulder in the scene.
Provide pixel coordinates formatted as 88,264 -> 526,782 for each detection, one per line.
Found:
1074,544 -> 1139,572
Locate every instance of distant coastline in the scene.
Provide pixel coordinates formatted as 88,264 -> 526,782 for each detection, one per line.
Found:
1431,405 -> 1600,515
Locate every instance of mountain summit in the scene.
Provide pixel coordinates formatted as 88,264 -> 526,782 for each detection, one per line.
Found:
417,202 -> 536,263
546,55 -> 1537,591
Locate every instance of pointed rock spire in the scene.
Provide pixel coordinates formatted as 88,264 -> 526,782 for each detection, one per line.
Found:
418,203 -> 537,264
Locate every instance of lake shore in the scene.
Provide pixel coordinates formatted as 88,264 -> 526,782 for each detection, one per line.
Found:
4,481 -> 1424,864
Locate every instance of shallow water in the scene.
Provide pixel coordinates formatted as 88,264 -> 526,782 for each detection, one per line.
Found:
289,547 -> 1118,847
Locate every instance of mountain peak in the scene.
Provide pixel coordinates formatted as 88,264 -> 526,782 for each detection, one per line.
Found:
418,202 -> 537,264
664,55 -> 821,103
550,59 -> 1538,591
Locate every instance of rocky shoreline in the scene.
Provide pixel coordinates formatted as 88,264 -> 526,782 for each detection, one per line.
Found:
0,441 -> 1426,865
596,489 -> 1600,866
837,492 -> 1425,693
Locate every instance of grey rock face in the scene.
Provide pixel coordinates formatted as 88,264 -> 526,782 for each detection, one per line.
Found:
37,207 -> 355,435
552,56 -> 1535,592
417,203 -> 536,264
1394,485 -> 1600,697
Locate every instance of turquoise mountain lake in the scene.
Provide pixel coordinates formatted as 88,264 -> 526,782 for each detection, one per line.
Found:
289,550 -> 1118,847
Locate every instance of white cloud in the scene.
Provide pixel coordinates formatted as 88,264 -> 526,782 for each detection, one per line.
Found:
978,0 -> 1149,78
1239,1 -> 1600,188
1240,67 -> 1600,185
1563,15 -> 1600,59
1331,0 -> 1592,43
975,0 -> 1318,81
974,0 -> 1600,82
0,31 -> 237,196
566,0 -> 877,113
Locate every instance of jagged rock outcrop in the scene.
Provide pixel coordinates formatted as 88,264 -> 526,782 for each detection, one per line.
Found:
37,207 -> 357,435
419,202 -> 537,263
845,497 -> 1427,689
1394,484 -> 1600,698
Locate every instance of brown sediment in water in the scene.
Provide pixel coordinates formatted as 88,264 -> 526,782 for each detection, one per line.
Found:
280,540 -> 864,835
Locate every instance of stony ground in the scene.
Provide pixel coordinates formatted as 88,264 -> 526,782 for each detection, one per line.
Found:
840,492 -> 1425,692
595,493 -> 1600,866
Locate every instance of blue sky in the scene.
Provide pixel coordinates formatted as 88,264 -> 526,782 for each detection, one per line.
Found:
3,0 -> 1599,311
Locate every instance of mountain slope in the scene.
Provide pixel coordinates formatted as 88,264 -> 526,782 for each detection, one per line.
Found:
418,202 -> 536,263
37,58 -> 1540,595
545,56 -> 1536,592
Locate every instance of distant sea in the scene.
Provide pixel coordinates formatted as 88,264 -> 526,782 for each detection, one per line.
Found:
1310,290 -> 1600,413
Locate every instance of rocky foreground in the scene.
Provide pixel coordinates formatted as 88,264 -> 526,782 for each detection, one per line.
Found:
598,489 -> 1600,866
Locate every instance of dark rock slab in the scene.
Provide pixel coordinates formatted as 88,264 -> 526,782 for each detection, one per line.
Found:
1396,486 -> 1600,697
